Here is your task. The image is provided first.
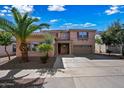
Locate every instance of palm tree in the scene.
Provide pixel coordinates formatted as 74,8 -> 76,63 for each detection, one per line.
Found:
0,7 -> 50,62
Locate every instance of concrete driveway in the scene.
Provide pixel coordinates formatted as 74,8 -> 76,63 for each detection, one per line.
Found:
0,55 -> 124,88
57,56 -> 124,88
43,54 -> 124,88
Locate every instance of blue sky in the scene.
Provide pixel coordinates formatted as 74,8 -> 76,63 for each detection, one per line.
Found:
0,5 -> 124,31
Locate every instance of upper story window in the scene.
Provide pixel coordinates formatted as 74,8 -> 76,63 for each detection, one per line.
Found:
77,32 -> 88,39
60,32 -> 69,40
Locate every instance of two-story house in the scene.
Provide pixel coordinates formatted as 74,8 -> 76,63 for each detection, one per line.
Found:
16,29 -> 96,57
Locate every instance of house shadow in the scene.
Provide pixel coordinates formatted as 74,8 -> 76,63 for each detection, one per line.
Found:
0,69 -> 65,88
0,78 -> 45,88
0,56 -> 64,70
35,68 -> 65,88
74,53 -> 124,60
0,56 -> 64,88
0,69 -> 43,88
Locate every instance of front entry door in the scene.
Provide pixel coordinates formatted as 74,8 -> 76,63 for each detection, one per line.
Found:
58,43 -> 69,55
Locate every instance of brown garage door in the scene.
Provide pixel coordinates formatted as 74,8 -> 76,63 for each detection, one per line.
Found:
73,45 -> 92,55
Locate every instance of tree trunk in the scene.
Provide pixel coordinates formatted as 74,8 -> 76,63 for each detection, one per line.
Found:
120,44 -> 124,56
120,44 -> 122,55
46,52 -> 49,58
4,46 -> 10,60
19,42 -> 28,62
99,45 -> 102,53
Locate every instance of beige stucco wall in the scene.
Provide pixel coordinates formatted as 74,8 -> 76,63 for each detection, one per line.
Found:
95,44 -> 106,53
95,44 -> 121,54
26,35 -> 44,42
16,34 -> 44,57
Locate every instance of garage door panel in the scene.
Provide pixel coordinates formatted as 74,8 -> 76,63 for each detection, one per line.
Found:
73,45 -> 92,54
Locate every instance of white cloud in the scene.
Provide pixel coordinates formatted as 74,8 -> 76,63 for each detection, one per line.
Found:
49,19 -> 58,23
0,6 -> 12,17
48,5 -> 66,11
83,22 -> 96,27
0,13 -> 5,16
32,16 -> 41,20
105,5 -> 121,15
7,10 -> 11,13
36,17 -> 41,20
60,22 -> 96,29
6,14 -> 12,16
64,23 -> 82,27
4,6 -> 10,10
12,5 -> 34,13
0,10 -> 7,13
63,23 -> 73,26
0,5 -> 34,17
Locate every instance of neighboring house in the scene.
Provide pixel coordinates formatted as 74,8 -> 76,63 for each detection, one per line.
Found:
0,43 -> 16,57
16,29 -> 96,57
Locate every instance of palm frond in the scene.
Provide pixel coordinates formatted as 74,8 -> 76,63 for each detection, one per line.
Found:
22,12 -> 29,22
11,7 -> 22,24
0,17 -> 16,32
39,23 -> 50,29
26,25 -> 41,37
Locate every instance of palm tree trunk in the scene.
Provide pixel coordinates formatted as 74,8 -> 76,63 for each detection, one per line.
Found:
19,42 -> 28,62
4,45 -> 10,60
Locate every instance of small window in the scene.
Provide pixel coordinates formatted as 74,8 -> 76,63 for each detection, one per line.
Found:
60,32 -> 69,40
13,44 -> 16,52
77,32 -> 88,39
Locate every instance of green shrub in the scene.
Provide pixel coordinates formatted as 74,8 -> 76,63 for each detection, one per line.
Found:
37,44 -> 53,63
38,44 -> 53,54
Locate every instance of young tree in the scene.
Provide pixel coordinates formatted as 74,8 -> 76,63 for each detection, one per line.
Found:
101,20 -> 124,56
0,32 -> 13,60
37,44 -> 53,63
43,33 -> 55,44
117,29 -> 124,55
101,31 -> 114,47
0,7 -> 50,62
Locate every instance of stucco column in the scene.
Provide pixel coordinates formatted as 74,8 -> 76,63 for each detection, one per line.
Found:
55,42 -> 58,56
69,42 -> 72,55
92,37 -> 95,54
